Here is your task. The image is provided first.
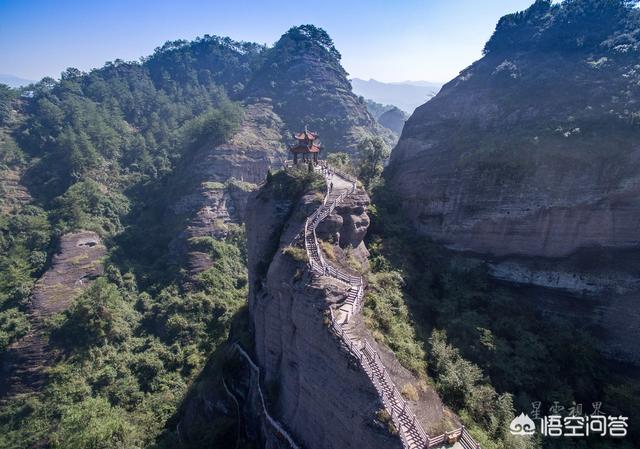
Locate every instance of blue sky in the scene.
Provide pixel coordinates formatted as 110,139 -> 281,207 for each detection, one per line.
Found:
0,0 -> 535,83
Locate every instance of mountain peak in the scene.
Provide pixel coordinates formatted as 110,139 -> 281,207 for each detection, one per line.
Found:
484,0 -> 640,54
277,25 -> 342,62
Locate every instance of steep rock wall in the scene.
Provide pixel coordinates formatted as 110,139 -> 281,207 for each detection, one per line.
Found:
168,101 -> 286,277
245,178 -> 401,449
385,2 -> 640,366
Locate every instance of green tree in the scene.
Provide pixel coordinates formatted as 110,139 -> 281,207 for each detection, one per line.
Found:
357,136 -> 390,190
51,396 -> 140,449
60,278 -> 138,346
326,151 -> 351,170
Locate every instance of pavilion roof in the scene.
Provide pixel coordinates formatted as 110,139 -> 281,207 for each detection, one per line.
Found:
294,130 -> 318,141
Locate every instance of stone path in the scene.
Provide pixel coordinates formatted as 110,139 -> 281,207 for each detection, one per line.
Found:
303,163 -> 481,449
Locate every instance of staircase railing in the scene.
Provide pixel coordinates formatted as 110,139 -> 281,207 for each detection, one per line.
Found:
233,344 -> 301,449
299,162 -> 481,449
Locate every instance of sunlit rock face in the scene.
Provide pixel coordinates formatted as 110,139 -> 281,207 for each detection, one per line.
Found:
385,1 -> 640,364
1,231 -> 105,397
388,2 -> 640,258
387,49 -> 640,258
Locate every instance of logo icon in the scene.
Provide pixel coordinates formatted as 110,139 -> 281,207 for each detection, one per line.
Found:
510,413 -> 536,436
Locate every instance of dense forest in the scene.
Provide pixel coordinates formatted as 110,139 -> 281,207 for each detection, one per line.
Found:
1,4 -> 639,448
0,34 -> 252,448
0,25 -> 383,448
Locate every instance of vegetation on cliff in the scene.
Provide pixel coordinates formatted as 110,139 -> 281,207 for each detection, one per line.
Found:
484,0 -> 640,55
0,25 -> 353,444
364,181 -> 639,449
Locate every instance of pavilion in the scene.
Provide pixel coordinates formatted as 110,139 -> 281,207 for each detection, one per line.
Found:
290,127 -> 321,164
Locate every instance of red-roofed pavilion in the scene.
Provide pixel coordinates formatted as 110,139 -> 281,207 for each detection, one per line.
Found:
290,126 -> 321,164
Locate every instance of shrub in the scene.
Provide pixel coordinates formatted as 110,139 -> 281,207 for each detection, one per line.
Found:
51,180 -> 130,236
51,396 -> 139,449
0,308 -> 30,352
282,245 -> 308,263
58,278 -> 139,347
319,240 -> 336,261
375,408 -> 398,435
401,383 -> 419,401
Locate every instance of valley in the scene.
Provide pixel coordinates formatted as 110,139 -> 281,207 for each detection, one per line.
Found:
1,2 -> 639,449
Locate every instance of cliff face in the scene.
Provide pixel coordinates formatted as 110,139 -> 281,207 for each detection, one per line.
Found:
388,52 -> 640,258
246,25 -> 394,152
1,231 -> 105,397
385,0 -> 640,364
388,2 -> 640,258
244,176 -> 401,449
167,101 -> 286,276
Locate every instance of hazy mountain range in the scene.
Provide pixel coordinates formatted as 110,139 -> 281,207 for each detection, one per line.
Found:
0,74 -> 34,88
350,77 -> 442,113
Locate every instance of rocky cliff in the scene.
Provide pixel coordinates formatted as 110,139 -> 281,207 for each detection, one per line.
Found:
167,100 -> 286,276
385,0 -> 640,364
243,172 -> 402,449
1,231 -> 105,398
246,25 -> 394,153
162,25 -> 394,277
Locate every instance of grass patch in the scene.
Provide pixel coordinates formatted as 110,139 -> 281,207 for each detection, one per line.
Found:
202,181 -> 225,190
281,245 -> 308,263
375,409 -> 398,435
363,270 -> 426,376
401,383 -> 419,401
319,240 -> 336,262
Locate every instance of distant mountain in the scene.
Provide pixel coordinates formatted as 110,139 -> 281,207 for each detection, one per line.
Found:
0,74 -> 34,88
377,106 -> 408,135
393,80 -> 442,88
363,99 -> 394,120
350,78 -> 441,114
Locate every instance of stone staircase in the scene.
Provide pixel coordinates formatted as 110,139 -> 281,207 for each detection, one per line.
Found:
302,162 -> 481,449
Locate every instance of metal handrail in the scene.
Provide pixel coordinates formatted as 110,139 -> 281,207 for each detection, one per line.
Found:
234,344 -> 301,449
297,161 -> 481,449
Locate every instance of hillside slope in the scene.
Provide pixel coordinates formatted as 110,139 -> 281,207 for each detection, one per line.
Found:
0,25 -> 391,448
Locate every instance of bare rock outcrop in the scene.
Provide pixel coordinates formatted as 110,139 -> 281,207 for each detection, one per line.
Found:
244,179 -> 402,449
1,231 -> 105,398
385,1 -> 640,365
168,101 -> 287,277
317,188 -> 370,252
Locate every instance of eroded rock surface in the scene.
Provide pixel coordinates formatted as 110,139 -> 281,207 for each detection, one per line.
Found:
385,1 -> 640,365
245,180 -> 402,449
168,101 -> 286,277
1,231 -> 105,398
